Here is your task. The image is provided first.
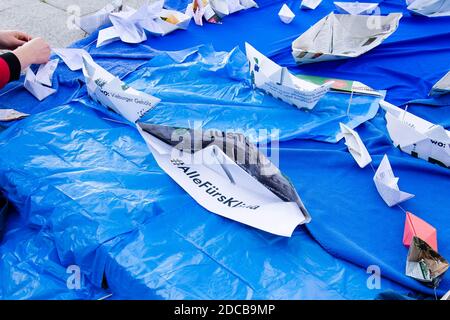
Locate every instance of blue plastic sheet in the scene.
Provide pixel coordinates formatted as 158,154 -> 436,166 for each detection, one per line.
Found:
0,0 -> 449,299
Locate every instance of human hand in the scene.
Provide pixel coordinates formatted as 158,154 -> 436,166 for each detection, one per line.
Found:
0,30 -> 32,50
13,38 -> 51,70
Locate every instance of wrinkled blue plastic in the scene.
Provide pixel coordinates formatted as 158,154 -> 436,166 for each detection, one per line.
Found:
0,0 -> 449,299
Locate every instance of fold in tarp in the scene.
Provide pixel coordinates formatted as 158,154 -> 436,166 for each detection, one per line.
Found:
0,0 -> 449,299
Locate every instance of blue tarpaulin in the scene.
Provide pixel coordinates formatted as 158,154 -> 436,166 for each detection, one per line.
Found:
0,0 -> 449,299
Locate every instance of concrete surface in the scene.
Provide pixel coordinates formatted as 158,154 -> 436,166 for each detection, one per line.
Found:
0,0 -> 154,48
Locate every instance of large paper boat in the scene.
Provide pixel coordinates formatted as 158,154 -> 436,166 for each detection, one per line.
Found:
246,43 -> 331,110
292,13 -> 402,65
82,56 -> 160,123
137,123 -> 311,237
380,100 -> 450,168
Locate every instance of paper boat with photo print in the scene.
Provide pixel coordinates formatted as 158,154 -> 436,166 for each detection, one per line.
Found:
292,13 -> 402,65
82,55 -> 160,123
137,123 -> 311,237
246,42 -> 331,110
380,100 -> 450,168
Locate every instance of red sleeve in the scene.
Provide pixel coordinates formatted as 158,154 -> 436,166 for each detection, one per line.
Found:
0,57 -> 11,89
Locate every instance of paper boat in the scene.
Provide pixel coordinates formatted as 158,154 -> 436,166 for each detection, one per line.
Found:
373,155 -> 414,207
24,59 -> 59,101
143,9 -> 192,36
407,0 -> 450,17
137,123 -> 311,237
82,55 -> 160,123
406,236 -> 449,288
340,123 -> 372,168
292,13 -> 402,65
0,109 -> 29,122
186,0 -> 257,25
403,212 -> 438,252
334,2 -> 379,15
380,100 -> 450,168
430,71 -> 450,96
279,4 -> 295,24
246,43 -> 331,110
301,0 -> 323,10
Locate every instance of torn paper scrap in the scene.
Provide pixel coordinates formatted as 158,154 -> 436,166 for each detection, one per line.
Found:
292,13 -> 402,65
76,0 -> 130,34
0,109 -> 29,122
406,236 -> 449,288
380,100 -> 450,168
403,211 -> 438,251
24,66 -> 57,101
373,155 -> 414,207
296,74 -> 384,97
246,42 -> 331,110
137,123 -> 311,237
339,123 -> 372,168
430,71 -> 450,96
53,48 -> 90,71
334,2 -> 379,15
82,56 -> 160,123
301,0 -> 323,10
407,0 -> 450,17
279,4 -> 295,24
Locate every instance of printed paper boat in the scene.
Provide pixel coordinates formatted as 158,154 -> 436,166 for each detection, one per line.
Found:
279,4 -> 295,24
407,0 -> 450,17
137,123 -> 311,237
334,2 -> 379,15
246,43 -> 332,110
339,123 -> 372,168
430,71 -> 450,96
82,55 -> 160,123
301,0 -> 323,10
380,100 -> 450,168
403,212 -> 438,251
406,236 -> 449,288
373,155 -> 414,207
292,13 -> 402,65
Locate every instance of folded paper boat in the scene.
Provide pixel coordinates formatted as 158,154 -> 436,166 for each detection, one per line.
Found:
137,123 -> 311,237
292,12 -> 402,65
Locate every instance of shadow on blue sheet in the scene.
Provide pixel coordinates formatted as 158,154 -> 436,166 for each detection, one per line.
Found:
0,0 -> 449,299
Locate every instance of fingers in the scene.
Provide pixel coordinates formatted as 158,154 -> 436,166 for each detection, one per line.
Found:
14,31 -> 32,42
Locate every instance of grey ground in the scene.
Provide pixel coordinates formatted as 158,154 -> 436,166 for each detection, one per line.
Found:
0,0 -> 152,48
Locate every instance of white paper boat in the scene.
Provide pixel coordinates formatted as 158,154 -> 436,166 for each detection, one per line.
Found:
23,60 -> 59,101
340,123 -> 372,168
82,56 -> 160,123
380,100 -> 450,168
0,109 -> 29,122
279,4 -> 295,24
430,71 -> 450,96
186,0 -> 257,25
137,123 -> 311,237
246,43 -> 332,110
76,0 -> 132,34
373,154 -> 415,207
142,9 -> 192,36
292,13 -> 402,65
301,0 -> 323,10
334,2 -> 379,15
407,0 -> 450,17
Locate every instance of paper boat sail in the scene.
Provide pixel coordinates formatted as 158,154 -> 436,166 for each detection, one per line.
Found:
82,56 -> 160,123
373,155 -> 414,207
301,0 -> 323,10
339,123 -> 372,168
430,71 -> 450,96
407,0 -> 450,17
406,236 -> 449,288
380,100 -> 450,168
292,13 -> 402,65
137,123 -> 311,237
334,2 -> 379,15
246,43 -> 332,110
